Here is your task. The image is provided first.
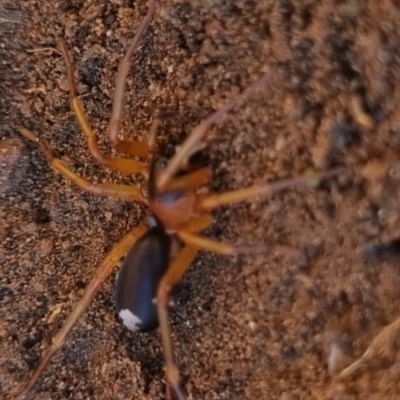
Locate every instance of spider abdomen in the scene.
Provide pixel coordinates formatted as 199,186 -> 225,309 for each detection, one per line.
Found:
115,225 -> 171,332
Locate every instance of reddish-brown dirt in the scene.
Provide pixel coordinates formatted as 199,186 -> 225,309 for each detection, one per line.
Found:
2,1 -> 400,399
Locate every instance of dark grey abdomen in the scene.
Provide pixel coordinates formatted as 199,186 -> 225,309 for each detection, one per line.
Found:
115,226 -> 171,332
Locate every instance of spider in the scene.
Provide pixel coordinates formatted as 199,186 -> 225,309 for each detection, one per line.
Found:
15,0 -> 347,398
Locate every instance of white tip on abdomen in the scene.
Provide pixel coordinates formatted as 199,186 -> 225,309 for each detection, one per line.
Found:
119,309 -> 142,331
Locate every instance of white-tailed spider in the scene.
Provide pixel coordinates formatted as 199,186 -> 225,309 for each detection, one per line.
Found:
16,0 -> 346,398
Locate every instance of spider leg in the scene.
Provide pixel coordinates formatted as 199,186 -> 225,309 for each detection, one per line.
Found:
15,225 -> 147,400
155,215 -> 214,400
59,40 -> 148,173
19,128 -> 144,202
164,168 -> 212,192
108,0 -> 159,155
178,215 -> 213,233
179,168 -> 349,257
177,230 -> 298,257
198,166 -> 348,211
157,245 -> 199,400
157,71 -> 275,191
157,211 -> 298,398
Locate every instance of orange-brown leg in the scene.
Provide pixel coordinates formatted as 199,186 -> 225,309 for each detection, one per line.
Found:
156,245 -> 199,400
15,225 -> 147,400
19,128 -> 145,202
177,230 -> 299,257
164,168 -> 212,192
178,215 -> 213,233
59,40 -> 148,172
108,0 -> 159,154
156,71 -> 275,191
198,166 -> 348,211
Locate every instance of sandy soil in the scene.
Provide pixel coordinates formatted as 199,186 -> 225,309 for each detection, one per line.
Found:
2,0 -> 400,399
